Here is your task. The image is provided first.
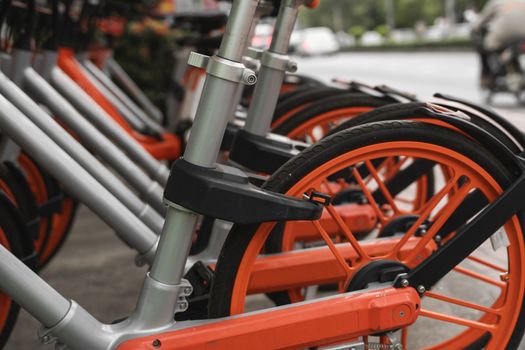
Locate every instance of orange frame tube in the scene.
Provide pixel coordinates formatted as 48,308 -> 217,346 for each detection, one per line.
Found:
117,287 -> 419,350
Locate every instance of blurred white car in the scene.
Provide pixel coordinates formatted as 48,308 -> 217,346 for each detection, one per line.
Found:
252,23 -> 274,49
294,27 -> 340,56
361,31 -> 385,46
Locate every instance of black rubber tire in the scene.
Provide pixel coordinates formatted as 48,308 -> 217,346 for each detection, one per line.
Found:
0,194 -> 38,348
328,102 -> 522,154
209,121 -> 525,350
0,163 -> 42,247
272,93 -> 391,136
273,87 -> 349,123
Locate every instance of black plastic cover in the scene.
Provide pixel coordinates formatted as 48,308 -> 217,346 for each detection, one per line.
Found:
164,159 -> 322,224
229,130 -> 306,174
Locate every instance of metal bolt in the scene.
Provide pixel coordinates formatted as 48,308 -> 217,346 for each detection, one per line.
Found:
242,70 -> 257,85
184,287 -> 192,295
179,301 -> 188,310
434,235 -> 442,243
42,335 -> 50,343
394,344 -> 404,350
399,311 -> 405,318
419,228 -> 427,235
152,339 -> 161,348
401,279 -> 409,287
417,285 -> 426,294
286,61 -> 298,73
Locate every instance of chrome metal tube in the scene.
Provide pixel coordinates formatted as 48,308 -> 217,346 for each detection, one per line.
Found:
106,57 -> 163,123
82,59 -> 164,133
244,0 -> 301,136
0,94 -> 158,255
0,244 -> 70,327
50,67 -> 170,185
78,61 -> 148,132
218,0 -> 260,61
0,69 -> 164,232
26,68 -> 166,215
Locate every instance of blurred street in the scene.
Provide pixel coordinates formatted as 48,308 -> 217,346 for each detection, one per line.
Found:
7,50 -> 525,349
296,50 -> 525,127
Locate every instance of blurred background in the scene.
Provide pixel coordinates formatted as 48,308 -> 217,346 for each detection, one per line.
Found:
112,0 -> 494,111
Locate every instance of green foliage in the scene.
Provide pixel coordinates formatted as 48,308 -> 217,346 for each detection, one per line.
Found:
375,24 -> 391,37
113,28 -> 177,113
349,25 -> 366,40
299,0 -> 491,31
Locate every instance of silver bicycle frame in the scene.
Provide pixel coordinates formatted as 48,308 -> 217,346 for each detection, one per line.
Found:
0,48 -> 32,162
30,56 -> 166,214
106,56 -> 164,123
49,65 -> 170,185
82,58 -> 164,133
0,68 -> 164,233
0,2 -> 318,349
75,54 -> 152,133
0,95 -> 158,260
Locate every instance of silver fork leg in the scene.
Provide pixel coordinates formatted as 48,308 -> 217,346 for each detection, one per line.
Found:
244,0 -> 302,136
135,1 -> 261,327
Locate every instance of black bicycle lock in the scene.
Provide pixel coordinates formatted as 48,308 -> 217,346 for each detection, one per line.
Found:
163,159 -> 323,225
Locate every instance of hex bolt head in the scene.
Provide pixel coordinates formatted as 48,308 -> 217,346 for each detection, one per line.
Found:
242,71 -> 257,85
287,61 -> 298,73
401,279 -> 409,287
417,285 -> 426,294
42,335 -> 50,344
184,287 -> 192,295
152,339 -> 161,348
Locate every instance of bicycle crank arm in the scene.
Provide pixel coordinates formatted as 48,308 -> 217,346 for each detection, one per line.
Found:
116,286 -> 419,350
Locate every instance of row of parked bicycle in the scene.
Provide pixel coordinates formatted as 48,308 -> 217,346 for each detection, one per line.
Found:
0,0 -> 524,349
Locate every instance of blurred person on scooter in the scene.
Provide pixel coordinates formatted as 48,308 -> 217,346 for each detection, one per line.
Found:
472,0 -> 525,89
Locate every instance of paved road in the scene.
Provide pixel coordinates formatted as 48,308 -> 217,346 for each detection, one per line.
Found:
6,51 -> 525,349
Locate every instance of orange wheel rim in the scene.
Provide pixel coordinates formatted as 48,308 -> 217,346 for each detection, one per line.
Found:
228,141 -> 524,349
0,228 -> 12,332
40,197 -> 75,263
285,107 -> 374,142
18,154 -> 50,256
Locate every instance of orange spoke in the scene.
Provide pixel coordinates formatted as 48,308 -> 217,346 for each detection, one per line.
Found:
401,328 -> 408,349
391,175 -> 461,258
320,180 -> 336,196
352,167 -> 387,225
365,160 -> 400,214
385,157 -> 410,182
467,255 -> 507,273
325,205 -> 370,261
425,291 -> 501,315
419,308 -> 496,333
403,181 -> 472,265
312,221 -> 353,285
454,266 -> 507,288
